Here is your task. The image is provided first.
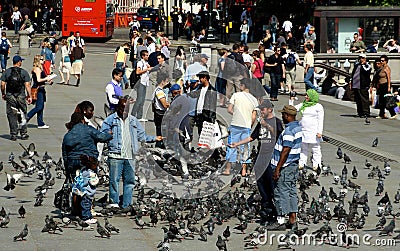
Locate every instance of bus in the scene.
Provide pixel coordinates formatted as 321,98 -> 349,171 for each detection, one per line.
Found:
62,0 -> 115,38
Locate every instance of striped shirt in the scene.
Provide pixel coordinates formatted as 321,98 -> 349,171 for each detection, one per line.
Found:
108,117 -> 133,160
270,120 -> 302,170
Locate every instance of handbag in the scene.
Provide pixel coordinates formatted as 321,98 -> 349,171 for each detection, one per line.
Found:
54,180 -> 72,213
64,55 -> 71,63
386,95 -> 397,110
25,26 -> 34,33
31,87 -> 38,101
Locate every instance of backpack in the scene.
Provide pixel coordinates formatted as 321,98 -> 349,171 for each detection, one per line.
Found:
286,53 -> 296,68
6,67 -> 24,94
130,61 -> 143,88
223,54 -> 236,77
0,38 -> 9,54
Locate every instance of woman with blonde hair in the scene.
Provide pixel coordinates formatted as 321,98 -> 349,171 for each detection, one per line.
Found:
58,39 -> 71,84
26,55 -> 52,129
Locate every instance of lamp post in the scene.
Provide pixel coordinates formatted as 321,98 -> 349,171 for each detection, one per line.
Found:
205,0 -> 217,41
172,6 -> 179,40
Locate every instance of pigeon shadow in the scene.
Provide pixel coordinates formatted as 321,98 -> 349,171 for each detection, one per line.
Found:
0,134 -> 13,140
340,114 -> 359,118
0,195 -> 16,199
17,200 -> 32,203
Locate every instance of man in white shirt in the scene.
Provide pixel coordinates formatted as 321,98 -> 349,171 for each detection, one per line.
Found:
303,44 -> 315,90
183,54 -> 208,85
131,50 -> 153,121
282,19 -> 293,34
223,79 -> 258,176
106,68 -> 124,112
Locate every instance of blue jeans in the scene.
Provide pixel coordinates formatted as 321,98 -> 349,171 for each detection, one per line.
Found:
269,72 -> 281,98
115,62 -> 128,88
226,125 -> 251,163
131,83 -> 146,119
304,67 -> 315,90
14,20 -> 21,34
27,89 -> 45,126
81,195 -> 93,220
0,53 -> 7,71
108,158 -> 135,209
240,32 -> 248,45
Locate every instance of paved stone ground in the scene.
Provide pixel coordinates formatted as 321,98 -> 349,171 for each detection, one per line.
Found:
0,42 -> 399,251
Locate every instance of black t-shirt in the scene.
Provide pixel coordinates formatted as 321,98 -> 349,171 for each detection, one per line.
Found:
321,77 -> 336,95
250,117 -> 283,153
267,54 -> 284,74
44,37 -> 59,53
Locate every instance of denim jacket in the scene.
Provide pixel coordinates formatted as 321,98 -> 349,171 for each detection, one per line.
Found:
101,113 -> 155,155
62,123 -> 112,164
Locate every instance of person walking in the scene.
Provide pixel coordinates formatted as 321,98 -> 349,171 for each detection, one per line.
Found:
229,99 -> 283,225
284,48 -> 301,94
376,55 -> 397,119
295,89 -> 324,171
1,55 -> 32,141
113,42 -> 130,89
303,43 -> 315,90
101,98 -> 160,209
267,105 -> 302,231
105,68 -> 124,112
131,50 -> 153,122
265,47 -> 285,101
58,39 -> 71,84
350,54 -> 371,118
11,6 -> 22,34
26,55 -> 53,129
152,70 -> 170,148
224,79 -> 258,176
0,32 -> 12,72
70,40 -> 85,86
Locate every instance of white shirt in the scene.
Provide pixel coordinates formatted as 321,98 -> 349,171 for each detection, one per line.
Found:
137,59 -> 150,86
108,117 -> 133,159
105,80 -> 121,105
229,92 -> 258,129
12,11 -> 22,22
147,43 -> 156,54
242,53 -> 252,64
295,103 -> 324,143
282,20 -> 293,32
196,86 -> 208,113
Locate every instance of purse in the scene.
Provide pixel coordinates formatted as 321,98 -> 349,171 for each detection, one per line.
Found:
31,87 -> 38,101
54,180 -> 72,213
386,95 -> 397,110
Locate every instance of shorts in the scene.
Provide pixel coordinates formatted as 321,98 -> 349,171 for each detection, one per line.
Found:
70,60 -> 83,75
59,61 -> 71,73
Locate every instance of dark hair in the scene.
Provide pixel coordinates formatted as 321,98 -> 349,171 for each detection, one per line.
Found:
380,54 -> 389,62
75,100 -> 94,113
69,31 -> 74,36
65,112 -> 84,130
252,50 -> 260,58
232,43 -> 239,51
305,43 -> 313,51
274,46 -> 280,52
137,37 -> 143,45
240,78 -> 250,89
158,53 -> 166,60
175,46 -> 185,57
140,50 -> 148,58
354,33 -> 358,36
112,68 -> 123,78
243,45 -> 249,52
147,37 -> 153,43
198,73 -> 210,81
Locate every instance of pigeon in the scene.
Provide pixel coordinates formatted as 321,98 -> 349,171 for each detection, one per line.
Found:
198,226 -> 207,241
13,224 -> 28,241
216,235 -> 227,251
377,192 -> 390,205
394,191 -> 400,203
376,216 -> 386,229
336,147 -> 343,159
233,221 -> 247,234
0,207 -> 6,217
96,221 -> 111,238
0,162 -> 3,173
384,162 -> 391,175
379,219 -> 395,236
104,218 -> 119,234
135,216 -> 148,229
77,218 -> 90,230
372,137 -> 378,147
329,187 -> 338,201
365,116 -> 370,125
4,172 -> 23,191
8,152 -> 15,163
0,213 -> 10,228
351,166 -> 358,179
365,159 -> 372,169
341,231 -> 358,247
348,180 -> 361,190
343,153 -> 351,163
223,226 -> 230,241
18,205 -> 26,218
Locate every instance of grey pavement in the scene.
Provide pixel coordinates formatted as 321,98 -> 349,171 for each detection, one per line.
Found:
0,42 -> 399,251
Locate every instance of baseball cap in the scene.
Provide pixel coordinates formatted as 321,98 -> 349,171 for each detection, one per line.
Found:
170,84 -> 181,92
258,99 -> 274,109
196,70 -> 209,77
190,75 -> 199,83
359,53 -> 367,58
13,55 -> 25,64
50,31 -> 56,36
200,53 -> 209,59
278,105 -> 297,116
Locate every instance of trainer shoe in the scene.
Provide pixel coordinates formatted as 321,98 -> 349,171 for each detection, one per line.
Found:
10,135 -> 17,141
84,218 -> 97,224
138,118 -> 148,122
21,134 -> 29,140
38,125 -> 50,129
389,115 -> 398,120
266,222 -> 286,231
107,203 -> 120,209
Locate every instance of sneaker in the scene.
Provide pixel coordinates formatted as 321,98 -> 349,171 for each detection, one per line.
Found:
10,135 -> 17,141
389,115 -> 398,120
266,222 -> 286,231
84,218 -> 97,224
107,203 -> 120,209
38,125 -> 50,129
21,134 -> 29,140
138,118 -> 148,122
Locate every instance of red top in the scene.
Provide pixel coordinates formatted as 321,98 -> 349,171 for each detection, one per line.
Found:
253,59 -> 264,79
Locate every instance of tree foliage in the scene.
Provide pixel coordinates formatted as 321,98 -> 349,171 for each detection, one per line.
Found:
354,0 -> 400,6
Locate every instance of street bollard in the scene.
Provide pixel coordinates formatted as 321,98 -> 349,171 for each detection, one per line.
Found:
18,30 -> 30,56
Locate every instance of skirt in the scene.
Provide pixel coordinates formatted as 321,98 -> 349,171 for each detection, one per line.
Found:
70,61 -> 83,75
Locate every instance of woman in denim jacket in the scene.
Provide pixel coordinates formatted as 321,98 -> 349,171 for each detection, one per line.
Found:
62,112 -> 112,181
101,98 -> 160,209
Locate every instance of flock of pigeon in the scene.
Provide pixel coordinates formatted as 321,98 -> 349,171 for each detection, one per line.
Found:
1,139 -> 400,250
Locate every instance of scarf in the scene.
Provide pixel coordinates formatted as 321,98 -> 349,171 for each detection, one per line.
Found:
300,89 -> 319,113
